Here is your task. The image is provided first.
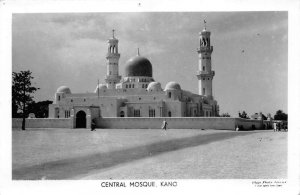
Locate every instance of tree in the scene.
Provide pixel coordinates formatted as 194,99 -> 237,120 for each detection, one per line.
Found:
239,111 -> 249,119
220,113 -> 231,117
274,110 -> 288,121
27,100 -> 53,118
12,70 -> 39,130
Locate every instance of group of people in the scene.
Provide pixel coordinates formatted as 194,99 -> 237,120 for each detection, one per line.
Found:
273,122 -> 287,132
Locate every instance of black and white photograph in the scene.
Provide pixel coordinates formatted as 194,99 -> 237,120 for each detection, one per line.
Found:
1,0 -> 300,195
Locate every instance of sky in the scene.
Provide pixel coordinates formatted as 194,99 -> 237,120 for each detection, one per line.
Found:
12,12 -> 288,117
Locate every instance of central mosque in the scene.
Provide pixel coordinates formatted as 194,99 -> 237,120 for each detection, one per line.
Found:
49,25 -> 219,128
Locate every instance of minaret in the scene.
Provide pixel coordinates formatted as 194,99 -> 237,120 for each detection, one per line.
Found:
196,21 -> 215,99
105,29 -> 121,89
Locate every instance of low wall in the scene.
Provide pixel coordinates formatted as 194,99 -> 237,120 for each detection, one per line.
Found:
235,118 -> 263,130
12,117 -> 264,130
12,118 -> 72,129
95,117 -> 237,130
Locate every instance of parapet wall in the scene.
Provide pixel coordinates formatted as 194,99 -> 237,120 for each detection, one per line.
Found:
12,118 -> 72,129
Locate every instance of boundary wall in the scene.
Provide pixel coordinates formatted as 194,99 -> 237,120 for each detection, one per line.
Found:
95,117 -> 263,130
12,118 -> 72,129
12,117 -> 263,130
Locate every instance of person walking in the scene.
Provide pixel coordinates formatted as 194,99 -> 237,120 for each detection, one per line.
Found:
162,120 -> 168,131
91,118 -> 96,131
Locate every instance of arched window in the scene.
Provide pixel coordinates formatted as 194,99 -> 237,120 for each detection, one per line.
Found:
168,111 -> 171,117
168,92 -> 171,98
120,111 -> 125,117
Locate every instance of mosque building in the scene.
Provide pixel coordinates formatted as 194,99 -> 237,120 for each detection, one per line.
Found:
48,25 -> 219,128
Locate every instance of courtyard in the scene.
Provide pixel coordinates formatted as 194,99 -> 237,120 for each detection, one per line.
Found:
12,128 -> 287,180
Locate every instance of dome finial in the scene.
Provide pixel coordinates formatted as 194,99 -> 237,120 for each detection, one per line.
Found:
137,48 -> 140,56
112,29 -> 115,38
204,19 -> 207,30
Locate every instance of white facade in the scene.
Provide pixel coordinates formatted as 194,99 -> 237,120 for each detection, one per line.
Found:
49,27 -> 220,128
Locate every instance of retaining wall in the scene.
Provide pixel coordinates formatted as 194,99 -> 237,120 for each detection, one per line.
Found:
12,118 -> 72,129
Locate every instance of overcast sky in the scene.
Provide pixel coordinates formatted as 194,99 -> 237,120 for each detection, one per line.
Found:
12,12 -> 288,117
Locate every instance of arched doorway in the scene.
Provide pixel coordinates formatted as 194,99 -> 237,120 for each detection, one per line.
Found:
168,111 -> 172,117
120,111 -> 125,117
76,110 -> 86,128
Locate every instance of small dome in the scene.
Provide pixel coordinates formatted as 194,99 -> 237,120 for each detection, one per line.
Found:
124,56 -> 152,77
164,81 -> 181,91
147,82 -> 162,91
57,86 -> 71,94
94,84 -> 107,92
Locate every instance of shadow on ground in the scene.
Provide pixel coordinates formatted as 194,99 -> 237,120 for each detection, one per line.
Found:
12,131 -> 253,180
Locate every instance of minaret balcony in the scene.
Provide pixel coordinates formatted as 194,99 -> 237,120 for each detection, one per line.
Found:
105,75 -> 121,81
106,53 -> 120,59
197,46 -> 213,53
196,70 -> 215,77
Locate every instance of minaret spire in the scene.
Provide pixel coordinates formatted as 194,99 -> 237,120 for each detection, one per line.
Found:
196,23 -> 215,99
105,30 -> 121,89
112,29 -> 115,38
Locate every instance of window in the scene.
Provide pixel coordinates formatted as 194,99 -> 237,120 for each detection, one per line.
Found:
71,99 -> 73,102
208,78 -> 210,80
126,84 -> 128,88
203,88 -> 205,95
203,78 -> 205,80
168,92 -> 171,98
149,109 -> 155,117
134,109 -> 140,117
58,96 -> 60,101
203,66 -> 205,71
132,84 -> 134,88
168,111 -> 172,117
65,110 -> 70,118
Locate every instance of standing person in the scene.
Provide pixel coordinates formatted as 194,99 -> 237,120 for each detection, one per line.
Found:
273,122 -> 277,132
162,119 -> 168,131
91,118 -> 96,131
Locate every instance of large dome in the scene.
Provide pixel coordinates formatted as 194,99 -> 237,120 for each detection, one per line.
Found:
124,56 -> 152,77
56,86 -> 71,94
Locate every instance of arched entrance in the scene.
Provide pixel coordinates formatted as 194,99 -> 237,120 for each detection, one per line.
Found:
76,110 -> 86,128
120,111 -> 125,117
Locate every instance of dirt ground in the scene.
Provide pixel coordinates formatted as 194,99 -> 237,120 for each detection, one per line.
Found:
12,128 -> 287,180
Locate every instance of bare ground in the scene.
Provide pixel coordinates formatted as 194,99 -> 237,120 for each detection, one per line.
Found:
12,128 -> 287,180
